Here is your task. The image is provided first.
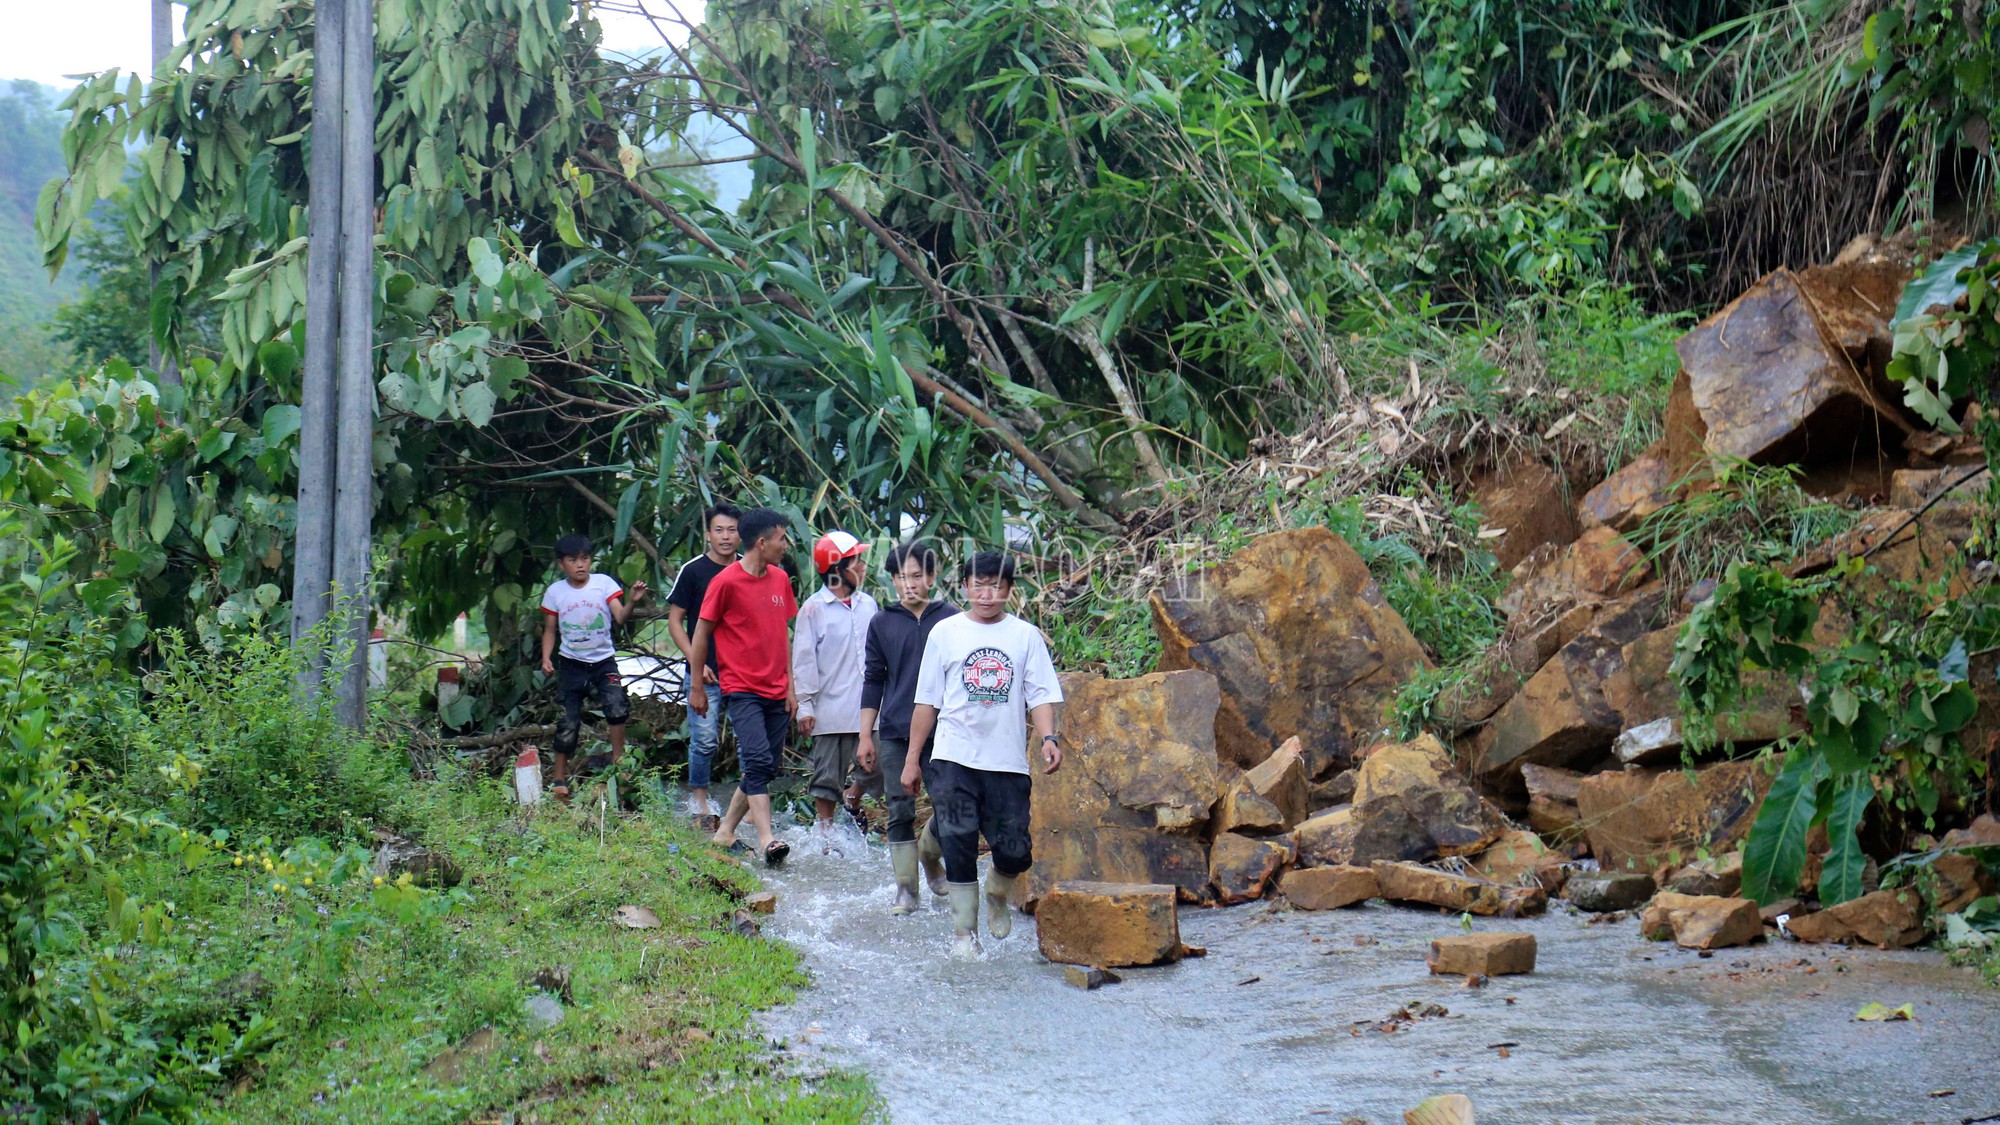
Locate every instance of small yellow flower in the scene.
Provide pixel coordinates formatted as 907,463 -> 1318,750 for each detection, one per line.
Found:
302,877 -> 313,887
372,876 -> 384,886
233,856 -> 243,867
271,882 -> 284,892
262,859 -> 273,871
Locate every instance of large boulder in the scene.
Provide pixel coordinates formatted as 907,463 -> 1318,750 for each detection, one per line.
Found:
1208,833 -> 1292,905
1428,932 -> 1536,977
1675,267 -> 1909,467
1788,889 -> 1925,948
1575,760 -> 1772,873
1479,592 -> 1668,784
1036,882 -> 1185,968
1152,528 -> 1431,778
1214,736 -> 1309,835
1281,864 -> 1377,910
1027,671 -> 1224,904
1640,892 -> 1763,950
1521,764 -> 1585,840
1579,441 -> 1676,533
1467,828 -> 1553,885
1566,871 -> 1656,913
1370,861 -> 1548,916
1929,852 -> 1994,915
1292,735 -> 1507,867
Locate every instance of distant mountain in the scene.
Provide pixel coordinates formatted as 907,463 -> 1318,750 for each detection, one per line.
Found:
0,80 -> 78,387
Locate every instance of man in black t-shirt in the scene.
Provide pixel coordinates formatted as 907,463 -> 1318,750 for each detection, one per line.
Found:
666,502 -> 741,825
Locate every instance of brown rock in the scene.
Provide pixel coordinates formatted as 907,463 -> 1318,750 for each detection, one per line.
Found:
372,834 -> 465,889
1786,888 -> 1924,948
1639,892 -> 1764,949
1480,592 -> 1668,782
1668,853 -> 1744,898
1370,861 -> 1548,917
1293,806 -> 1358,867
1208,833 -> 1292,905
1152,527 -> 1432,778
1063,965 -> 1122,990
1522,764 -> 1585,840
1212,786 -> 1286,836
745,891 -> 777,914
1676,268 -> 1909,467
1348,735 -> 1508,861
1217,736 -> 1309,834
1940,813 -> 2000,850
1661,369 -> 1710,483
1427,932 -> 1536,977
1796,249 -> 1909,366
1469,829 -> 1551,885
1934,852 -> 1997,915
1575,759 -> 1772,872
1471,459 -> 1580,571
1430,601 -> 1596,732
1027,671 -> 1224,904
1889,466 -> 1989,510
1566,527 -> 1652,598
1281,864 -> 1377,910
1036,882 -> 1184,968
1580,440 -> 1677,533
1603,626 -> 1802,743
1309,768 -> 1358,810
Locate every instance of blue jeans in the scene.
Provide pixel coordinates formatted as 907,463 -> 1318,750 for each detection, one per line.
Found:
686,681 -> 723,789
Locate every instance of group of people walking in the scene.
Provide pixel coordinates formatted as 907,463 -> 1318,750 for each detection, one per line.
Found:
536,504 -> 1063,958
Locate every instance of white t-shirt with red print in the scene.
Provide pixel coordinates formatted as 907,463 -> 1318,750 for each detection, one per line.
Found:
541,573 -> 623,662
912,612 -> 1063,774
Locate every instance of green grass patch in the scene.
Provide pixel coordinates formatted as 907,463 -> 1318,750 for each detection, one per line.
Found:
85,775 -> 874,1123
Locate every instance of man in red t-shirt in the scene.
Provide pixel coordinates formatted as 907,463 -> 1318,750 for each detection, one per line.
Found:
689,507 -> 799,866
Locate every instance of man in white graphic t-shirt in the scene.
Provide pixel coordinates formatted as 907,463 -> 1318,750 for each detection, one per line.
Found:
903,550 -> 1062,960
540,533 -> 648,799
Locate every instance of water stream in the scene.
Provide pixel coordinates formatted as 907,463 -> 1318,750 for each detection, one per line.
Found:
748,824 -> 2000,1125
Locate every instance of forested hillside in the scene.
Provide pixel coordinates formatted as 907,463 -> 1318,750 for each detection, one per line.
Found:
0,80 -> 76,384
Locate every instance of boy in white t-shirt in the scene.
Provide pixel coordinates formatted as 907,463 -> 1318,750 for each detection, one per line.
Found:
540,533 -> 648,799
902,551 -> 1063,959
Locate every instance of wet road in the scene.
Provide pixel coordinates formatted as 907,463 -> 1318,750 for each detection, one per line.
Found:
749,825 -> 2000,1125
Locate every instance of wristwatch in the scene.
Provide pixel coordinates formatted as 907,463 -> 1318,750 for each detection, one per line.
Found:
1042,734 -> 1061,746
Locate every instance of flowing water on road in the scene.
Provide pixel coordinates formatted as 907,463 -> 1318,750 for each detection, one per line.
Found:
748,825 -> 2000,1125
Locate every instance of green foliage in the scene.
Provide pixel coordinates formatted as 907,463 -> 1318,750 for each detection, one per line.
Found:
1886,241 -> 2000,430
1629,458 -> 1860,597
1673,559 -> 1993,905
108,625 -> 398,840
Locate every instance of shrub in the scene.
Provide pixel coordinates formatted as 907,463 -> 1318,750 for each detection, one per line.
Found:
111,625 -> 399,841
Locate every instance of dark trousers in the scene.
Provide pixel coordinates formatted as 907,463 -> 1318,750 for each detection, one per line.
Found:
724,692 -> 789,798
555,656 -> 629,757
929,758 -> 1032,883
877,736 -> 934,844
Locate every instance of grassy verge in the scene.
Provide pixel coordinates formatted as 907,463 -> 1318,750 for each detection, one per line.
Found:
113,774 -> 874,1123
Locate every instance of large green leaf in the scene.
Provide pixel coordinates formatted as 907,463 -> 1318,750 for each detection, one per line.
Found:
1742,751 -> 1829,904
1818,775 -> 1873,905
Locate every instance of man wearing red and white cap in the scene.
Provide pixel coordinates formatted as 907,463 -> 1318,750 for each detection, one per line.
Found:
794,529 -> 881,852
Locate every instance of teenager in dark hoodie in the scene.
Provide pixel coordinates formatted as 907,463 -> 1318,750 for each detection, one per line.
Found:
855,541 -> 959,914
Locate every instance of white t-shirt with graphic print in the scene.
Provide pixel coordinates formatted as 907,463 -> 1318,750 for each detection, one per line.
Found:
912,612 -> 1063,774
541,573 -> 623,663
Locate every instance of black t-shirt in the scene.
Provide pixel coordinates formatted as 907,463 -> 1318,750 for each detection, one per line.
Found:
666,555 -> 731,670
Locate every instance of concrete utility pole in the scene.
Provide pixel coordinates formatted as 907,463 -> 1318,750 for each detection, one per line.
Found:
149,0 -> 181,386
293,0 -> 376,728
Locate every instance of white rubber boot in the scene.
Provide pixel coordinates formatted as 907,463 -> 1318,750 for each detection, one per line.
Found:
917,820 -> 949,897
947,882 -> 981,960
984,870 -> 1018,939
889,841 -> 921,916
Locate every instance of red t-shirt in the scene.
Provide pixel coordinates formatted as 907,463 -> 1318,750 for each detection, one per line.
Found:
698,562 -> 797,698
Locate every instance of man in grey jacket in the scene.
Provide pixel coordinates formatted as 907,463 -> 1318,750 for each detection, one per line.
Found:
795,530 -> 881,854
